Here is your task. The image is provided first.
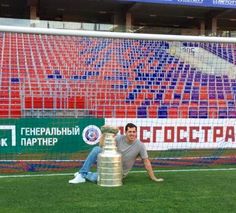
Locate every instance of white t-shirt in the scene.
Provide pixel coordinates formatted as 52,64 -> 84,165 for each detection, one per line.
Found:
115,135 -> 148,176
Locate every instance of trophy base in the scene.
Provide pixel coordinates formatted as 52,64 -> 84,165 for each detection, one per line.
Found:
98,178 -> 122,187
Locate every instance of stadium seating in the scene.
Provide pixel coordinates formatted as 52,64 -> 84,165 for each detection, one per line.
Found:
201,43 -> 236,64
0,32 -> 236,118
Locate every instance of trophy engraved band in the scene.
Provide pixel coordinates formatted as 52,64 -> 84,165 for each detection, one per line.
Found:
97,126 -> 123,187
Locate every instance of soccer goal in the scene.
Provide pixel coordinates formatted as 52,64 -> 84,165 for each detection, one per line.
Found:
0,25 -> 236,173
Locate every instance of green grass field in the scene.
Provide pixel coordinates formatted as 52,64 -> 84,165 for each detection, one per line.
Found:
1,168 -> 236,213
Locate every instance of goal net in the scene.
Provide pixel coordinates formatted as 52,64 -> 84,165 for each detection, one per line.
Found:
0,26 -> 236,173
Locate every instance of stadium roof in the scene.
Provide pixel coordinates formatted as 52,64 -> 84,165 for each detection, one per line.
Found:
0,0 -> 236,32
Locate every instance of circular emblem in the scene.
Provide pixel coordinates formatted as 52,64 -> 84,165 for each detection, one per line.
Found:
82,125 -> 101,145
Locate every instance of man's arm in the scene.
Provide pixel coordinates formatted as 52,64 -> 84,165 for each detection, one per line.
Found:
143,158 -> 164,182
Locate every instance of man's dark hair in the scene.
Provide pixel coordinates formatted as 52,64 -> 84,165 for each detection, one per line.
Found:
125,123 -> 137,132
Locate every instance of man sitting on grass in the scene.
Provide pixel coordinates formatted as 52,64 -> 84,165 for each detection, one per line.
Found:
69,123 -> 163,184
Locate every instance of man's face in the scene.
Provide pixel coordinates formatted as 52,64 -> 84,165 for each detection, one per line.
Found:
125,127 -> 137,143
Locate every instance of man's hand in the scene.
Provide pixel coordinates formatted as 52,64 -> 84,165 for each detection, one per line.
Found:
143,158 -> 164,182
151,176 -> 164,182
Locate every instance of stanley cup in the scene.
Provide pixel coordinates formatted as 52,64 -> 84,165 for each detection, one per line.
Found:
97,126 -> 122,187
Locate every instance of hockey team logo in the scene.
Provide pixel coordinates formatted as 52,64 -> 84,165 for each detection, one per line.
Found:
0,125 -> 16,147
82,125 -> 101,145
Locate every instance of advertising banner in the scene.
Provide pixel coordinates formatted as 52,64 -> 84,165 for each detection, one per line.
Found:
121,0 -> 236,9
0,118 -> 104,154
106,118 -> 236,150
1,117 -> 235,152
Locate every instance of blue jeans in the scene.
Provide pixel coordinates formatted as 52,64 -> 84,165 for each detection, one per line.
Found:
79,146 -> 102,182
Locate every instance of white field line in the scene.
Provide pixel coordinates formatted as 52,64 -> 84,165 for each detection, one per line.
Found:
0,168 -> 236,178
0,156 -> 233,162
0,155 -> 234,163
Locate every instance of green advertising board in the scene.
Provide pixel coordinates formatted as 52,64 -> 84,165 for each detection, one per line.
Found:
0,118 -> 104,154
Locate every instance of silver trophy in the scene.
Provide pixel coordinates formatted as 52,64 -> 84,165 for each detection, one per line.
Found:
97,126 -> 122,187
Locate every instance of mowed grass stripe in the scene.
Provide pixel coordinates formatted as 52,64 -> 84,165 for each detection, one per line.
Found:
1,167 -> 236,178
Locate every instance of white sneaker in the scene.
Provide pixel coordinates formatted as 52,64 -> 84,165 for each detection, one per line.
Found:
69,173 -> 86,184
74,172 -> 79,177
74,171 -> 92,177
